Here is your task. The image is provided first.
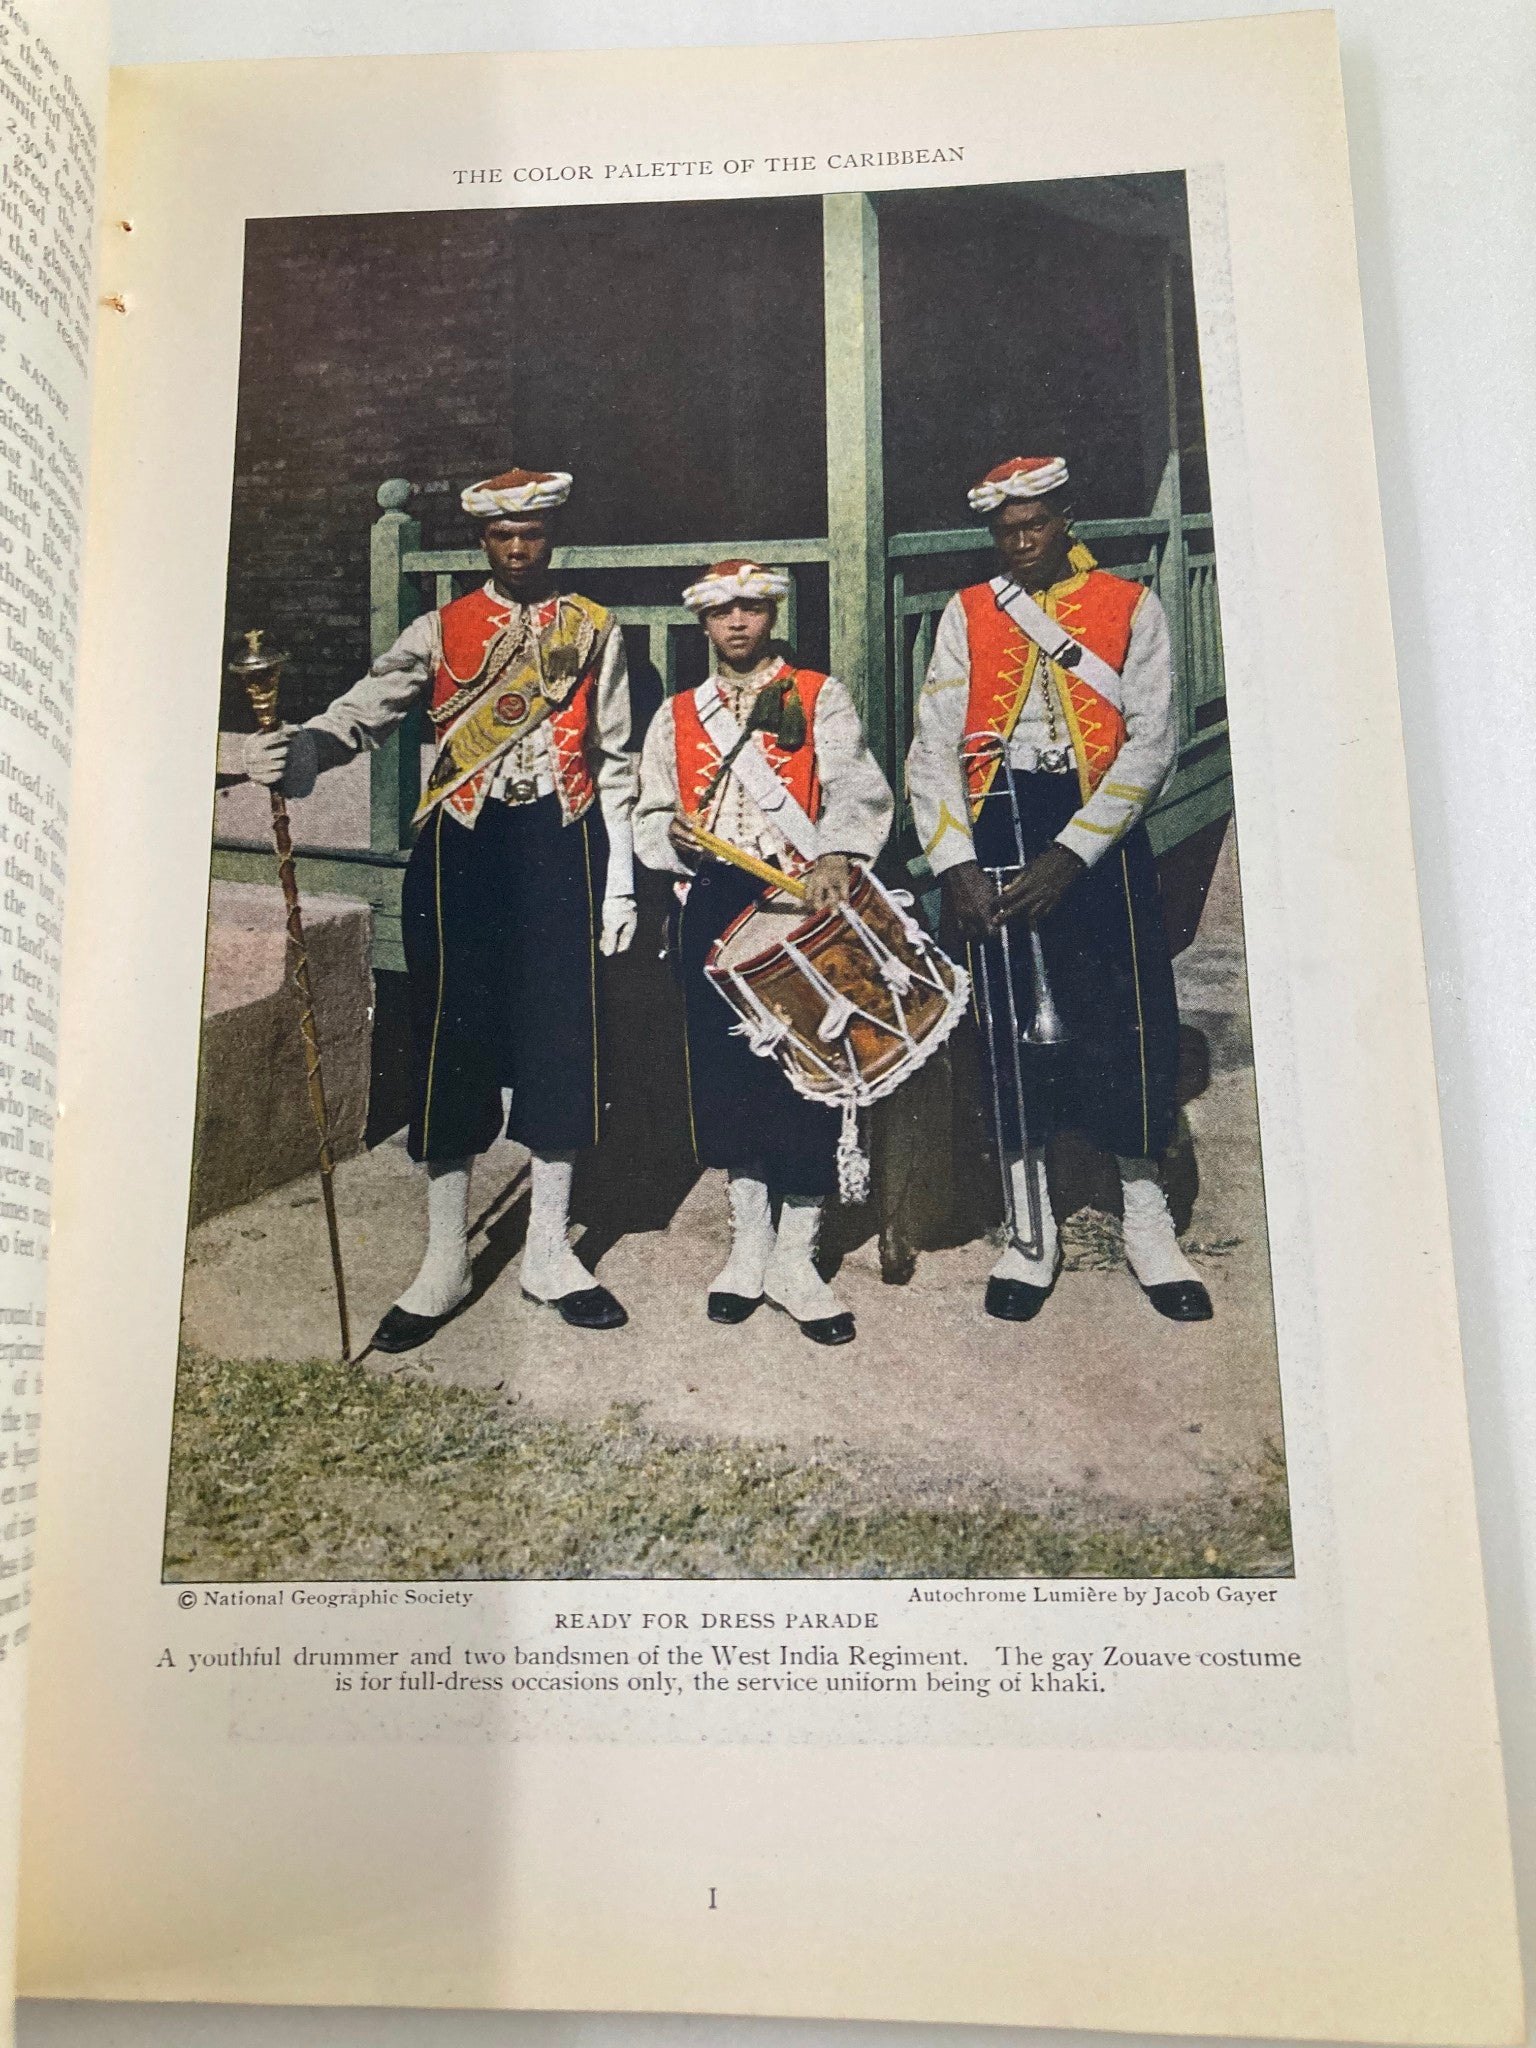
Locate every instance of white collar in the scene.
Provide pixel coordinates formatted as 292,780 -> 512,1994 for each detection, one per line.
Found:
482,580 -> 557,612
715,654 -> 790,692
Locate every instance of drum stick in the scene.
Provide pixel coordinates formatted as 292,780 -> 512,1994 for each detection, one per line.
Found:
684,821 -> 810,902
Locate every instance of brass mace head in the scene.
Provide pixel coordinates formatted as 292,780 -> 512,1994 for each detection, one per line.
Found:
227,627 -> 289,732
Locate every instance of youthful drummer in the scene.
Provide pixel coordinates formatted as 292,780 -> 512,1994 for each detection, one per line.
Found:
906,455 -> 1212,1325
244,465 -> 638,1349
634,561 -> 893,1345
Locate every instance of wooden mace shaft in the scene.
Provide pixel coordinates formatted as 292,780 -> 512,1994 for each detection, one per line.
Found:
264,785 -> 351,1361
237,639 -> 352,1365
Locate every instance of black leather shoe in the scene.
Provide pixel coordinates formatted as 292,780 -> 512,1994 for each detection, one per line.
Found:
1142,1279 -> 1214,1322
370,1300 -> 465,1354
984,1276 -> 1054,1323
984,1245 -> 1063,1323
798,1311 -> 856,1347
708,1291 -> 763,1325
522,1284 -> 628,1330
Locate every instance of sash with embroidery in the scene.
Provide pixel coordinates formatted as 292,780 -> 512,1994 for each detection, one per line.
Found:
415,597 -> 600,824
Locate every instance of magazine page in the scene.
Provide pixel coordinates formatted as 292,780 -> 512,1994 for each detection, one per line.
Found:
0,0 -> 105,2034
17,15 -> 1522,2040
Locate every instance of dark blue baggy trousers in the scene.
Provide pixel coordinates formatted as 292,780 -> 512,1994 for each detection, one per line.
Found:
968,767 -> 1180,1161
673,861 -> 840,1201
402,795 -> 606,1163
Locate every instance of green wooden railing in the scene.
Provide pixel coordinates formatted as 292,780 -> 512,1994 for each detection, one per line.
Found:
212,491 -> 1230,971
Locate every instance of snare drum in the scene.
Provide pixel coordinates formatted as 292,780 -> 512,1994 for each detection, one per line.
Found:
704,866 -> 969,1109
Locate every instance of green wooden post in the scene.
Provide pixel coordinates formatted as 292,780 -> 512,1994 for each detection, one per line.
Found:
822,192 -> 888,769
890,564 -> 906,765
1153,258 -> 1192,744
769,567 -> 797,658
369,477 -> 423,852
647,621 -> 671,696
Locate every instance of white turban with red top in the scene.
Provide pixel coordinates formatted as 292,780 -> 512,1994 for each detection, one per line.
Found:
461,467 -> 573,518
967,455 -> 1071,514
682,558 -> 792,613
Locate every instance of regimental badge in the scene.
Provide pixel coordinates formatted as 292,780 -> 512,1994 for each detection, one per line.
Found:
494,692 -> 530,725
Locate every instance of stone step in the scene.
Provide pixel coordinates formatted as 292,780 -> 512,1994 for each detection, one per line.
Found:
191,881 -> 372,1224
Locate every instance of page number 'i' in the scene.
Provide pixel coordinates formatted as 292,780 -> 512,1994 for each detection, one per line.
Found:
708,1887 -> 717,1910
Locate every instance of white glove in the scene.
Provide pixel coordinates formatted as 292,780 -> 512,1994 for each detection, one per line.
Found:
243,724 -> 293,788
242,724 -> 319,797
600,894 -> 637,957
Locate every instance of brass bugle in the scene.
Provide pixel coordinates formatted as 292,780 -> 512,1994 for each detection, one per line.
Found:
960,727 -> 1072,1259
1021,922 -> 1068,1046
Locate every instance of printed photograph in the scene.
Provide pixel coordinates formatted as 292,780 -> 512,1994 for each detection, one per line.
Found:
166,172 -> 1291,1581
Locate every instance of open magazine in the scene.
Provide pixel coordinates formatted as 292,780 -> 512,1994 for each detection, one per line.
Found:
0,1 -> 1520,2040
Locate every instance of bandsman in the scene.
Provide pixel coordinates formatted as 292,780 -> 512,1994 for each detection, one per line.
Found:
634,561 -> 894,1344
906,455 -> 1213,1324
244,466 -> 639,1348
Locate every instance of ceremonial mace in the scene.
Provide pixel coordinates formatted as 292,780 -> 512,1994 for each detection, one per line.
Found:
228,630 -> 353,1361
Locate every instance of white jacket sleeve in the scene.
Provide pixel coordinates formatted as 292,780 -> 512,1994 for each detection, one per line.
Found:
904,595 -> 978,875
1054,591 -> 1179,868
634,698 -> 691,878
296,610 -> 441,787
591,622 -> 637,895
810,677 -> 894,862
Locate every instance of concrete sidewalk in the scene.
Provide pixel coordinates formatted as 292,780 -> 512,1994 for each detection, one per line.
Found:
181,838 -> 1284,1522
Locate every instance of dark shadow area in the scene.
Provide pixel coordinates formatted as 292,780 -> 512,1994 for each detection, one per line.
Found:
223,197 -> 828,724
1160,814 -> 1229,957
573,868 -> 706,1268
879,173 -> 1208,530
363,968 -> 412,1147
465,1177 -> 532,1304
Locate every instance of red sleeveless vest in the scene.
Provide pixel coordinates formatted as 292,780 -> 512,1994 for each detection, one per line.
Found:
672,666 -> 828,827
959,570 -> 1143,807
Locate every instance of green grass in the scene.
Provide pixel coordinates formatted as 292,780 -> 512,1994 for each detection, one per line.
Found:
164,1345 -> 1293,1583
